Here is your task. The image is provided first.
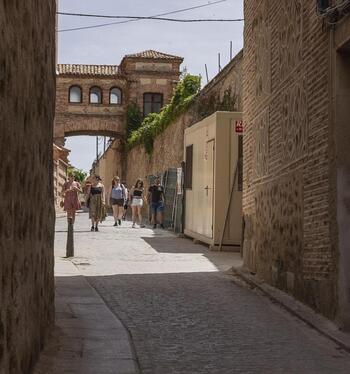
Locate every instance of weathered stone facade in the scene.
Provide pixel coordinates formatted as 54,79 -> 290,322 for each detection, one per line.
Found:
0,1 -> 56,372
95,51 -> 243,199
53,144 -> 70,208
243,0 -> 350,327
55,50 -> 183,144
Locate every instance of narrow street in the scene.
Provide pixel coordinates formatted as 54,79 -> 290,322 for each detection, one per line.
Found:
37,213 -> 350,374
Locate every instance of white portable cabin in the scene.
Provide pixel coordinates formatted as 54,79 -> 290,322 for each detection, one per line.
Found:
184,111 -> 243,250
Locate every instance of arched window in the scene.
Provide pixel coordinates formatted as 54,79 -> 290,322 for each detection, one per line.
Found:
69,86 -> 82,103
90,86 -> 102,104
110,87 -> 122,104
143,93 -> 163,116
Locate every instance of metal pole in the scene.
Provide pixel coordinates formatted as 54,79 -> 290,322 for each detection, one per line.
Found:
218,53 -> 221,72
205,64 -> 209,83
66,218 -> 74,257
181,161 -> 186,234
230,41 -> 233,60
96,136 -> 99,162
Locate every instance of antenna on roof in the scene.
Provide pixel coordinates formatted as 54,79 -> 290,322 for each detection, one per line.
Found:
218,53 -> 221,73
205,64 -> 209,83
230,41 -> 233,60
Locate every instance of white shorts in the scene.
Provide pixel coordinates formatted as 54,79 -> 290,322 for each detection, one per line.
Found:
131,198 -> 143,207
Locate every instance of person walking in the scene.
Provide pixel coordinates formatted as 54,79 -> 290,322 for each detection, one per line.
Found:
130,179 -> 145,228
86,175 -> 105,232
122,182 -> 129,220
61,172 -> 82,224
110,176 -> 126,226
148,176 -> 165,229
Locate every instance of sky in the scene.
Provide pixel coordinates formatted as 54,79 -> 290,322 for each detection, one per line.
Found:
58,0 -> 244,172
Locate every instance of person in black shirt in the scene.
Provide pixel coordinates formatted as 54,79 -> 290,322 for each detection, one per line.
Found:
148,176 -> 165,229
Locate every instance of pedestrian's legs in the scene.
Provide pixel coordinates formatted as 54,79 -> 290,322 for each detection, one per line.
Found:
90,217 -> 95,231
151,204 -> 156,225
122,205 -> 127,220
112,204 -> 118,225
66,209 -> 72,222
71,209 -> 76,224
117,205 -> 123,225
137,206 -> 143,226
158,203 -> 165,228
131,205 -> 137,227
158,210 -> 164,225
151,204 -> 157,228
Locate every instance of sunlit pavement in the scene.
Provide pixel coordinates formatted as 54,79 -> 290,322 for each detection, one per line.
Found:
54,212 -> 242,276
39,213 -> 350,374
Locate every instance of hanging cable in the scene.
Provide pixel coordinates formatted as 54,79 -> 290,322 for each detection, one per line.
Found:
58,12 -> 243,22
59,0 -> 230,33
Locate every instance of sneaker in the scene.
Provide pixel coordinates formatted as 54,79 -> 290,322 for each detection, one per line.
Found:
132,223 -> 136,228
153,224 -> 157,229
118,219 -> 121,226
95,226 -> 99,232
91,226 -> 94,232
160,224 -> 165,229
114,222 -> 118,227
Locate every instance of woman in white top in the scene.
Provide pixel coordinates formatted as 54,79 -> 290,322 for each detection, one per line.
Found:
110,176 -> 126,226
130,179 -> 145,228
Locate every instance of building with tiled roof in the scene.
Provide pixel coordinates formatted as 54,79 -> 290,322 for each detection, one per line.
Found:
57,64 -> 119,76
54,50 -> 184,147
124,50 -> 183,61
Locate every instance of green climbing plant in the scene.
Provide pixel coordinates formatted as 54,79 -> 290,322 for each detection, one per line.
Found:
127,74 -> 201,154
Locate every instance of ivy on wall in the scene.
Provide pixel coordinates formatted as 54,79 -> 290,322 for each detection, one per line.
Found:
193,85 -> 238,122
127,74 -> 201,154
126,102 -> 142,138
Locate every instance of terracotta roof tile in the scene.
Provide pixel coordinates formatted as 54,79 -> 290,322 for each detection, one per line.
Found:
57,64 -> 119,76
124,50 -> 183,60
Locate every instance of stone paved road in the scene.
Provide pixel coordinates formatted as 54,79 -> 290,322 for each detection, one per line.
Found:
56,214 -> 350,374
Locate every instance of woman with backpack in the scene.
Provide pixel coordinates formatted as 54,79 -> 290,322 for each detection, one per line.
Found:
110,176 -> 126,226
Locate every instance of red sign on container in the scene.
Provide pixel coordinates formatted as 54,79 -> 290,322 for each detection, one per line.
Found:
235,120 -> 243,133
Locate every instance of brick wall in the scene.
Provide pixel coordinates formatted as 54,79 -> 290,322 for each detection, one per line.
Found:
0,1 -> 56,373
242,0 -> 342,319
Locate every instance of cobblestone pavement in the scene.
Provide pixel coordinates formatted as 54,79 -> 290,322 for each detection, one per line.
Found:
55,214 -> 350,374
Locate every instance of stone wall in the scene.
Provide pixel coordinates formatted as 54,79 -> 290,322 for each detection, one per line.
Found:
242,0 -> 350,321
0,1 -> 56,373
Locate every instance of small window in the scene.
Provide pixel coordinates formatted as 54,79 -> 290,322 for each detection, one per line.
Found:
185,145 -> 193,189
69,86 -> 82,103
110,87 -> 122,104
143,93 -> 163,116
90,86 -> 102,104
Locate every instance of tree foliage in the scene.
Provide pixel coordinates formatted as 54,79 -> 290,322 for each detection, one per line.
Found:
67,167 -> 88,183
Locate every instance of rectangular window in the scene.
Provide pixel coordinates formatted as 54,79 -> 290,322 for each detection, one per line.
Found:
185,145 -> 193,189
237,135 -> 243,191
143,93 -> 163,116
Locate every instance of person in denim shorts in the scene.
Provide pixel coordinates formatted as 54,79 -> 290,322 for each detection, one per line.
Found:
148,176 -> 165,229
